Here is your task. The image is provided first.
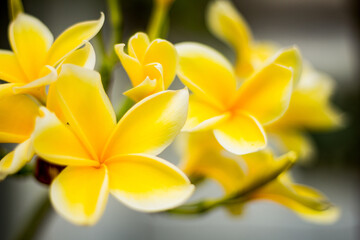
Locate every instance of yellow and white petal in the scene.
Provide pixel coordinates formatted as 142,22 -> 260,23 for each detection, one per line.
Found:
0,83 -> 21,99
253,176 -> 340,224
267,46 -> 302,85
143,39 -> 178,89
114,44 -> 143,86
235,63 -> 293,125
106,154 -> 194,212
206,0 -> 253,78
50,165 -> 109,225
46,13 -> 104,67
0,138 -> 34,178
9,13 -> 53,81
176,42 -> 237,109
128,32 -> 150,61
213,113 -> 267,155
123,77 -> 157,102
0,50 -> 27,83
103,89 -> 188,158
47,64 -> 116,159
59,41 -> 96,71
32,108 -> 97,166
0,94 -> 40,143
183,95 -> 228,132
13,66 -> 57,94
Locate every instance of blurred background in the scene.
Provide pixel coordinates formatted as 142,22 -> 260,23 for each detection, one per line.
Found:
0,0 -> 359,239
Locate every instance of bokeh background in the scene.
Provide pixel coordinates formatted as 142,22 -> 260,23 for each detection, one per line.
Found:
0,0 -> 359,239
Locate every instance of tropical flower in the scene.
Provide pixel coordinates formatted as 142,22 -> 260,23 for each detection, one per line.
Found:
178,132 -> 339,224
207,0 -> 343,160
176,42 -> 300,155
32,64 -> 194,225
115,32 -> 178,102
0,12 -> 104,102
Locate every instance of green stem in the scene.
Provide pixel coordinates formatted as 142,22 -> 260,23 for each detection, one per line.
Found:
147,3 -> 170,40
15,193 -> 52,240
8,0 -> 24,20
167,159 -> 295,215
98,0 -> 123,92
116,97 -> 134,120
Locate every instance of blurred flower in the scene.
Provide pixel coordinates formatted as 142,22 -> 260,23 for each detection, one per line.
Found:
115,32 -> 178,102
0,12 -> 104,102
176,42 -> 300,155
178,132 -> 339,224
207,0 -> 344,160
32,64 -> 194,225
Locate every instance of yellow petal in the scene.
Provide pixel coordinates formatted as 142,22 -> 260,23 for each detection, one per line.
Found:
50,165 -> 108,225
183,95 -> 228,132
253,175 -> 340,224
9,13 -> 53,81
143,39 -> 178,89
106,154 -> 194,212
128,32 -> 150,61
46,13 -> 104,67
114,44 -> 143,86
47,64 -> 116,159
123,62 -> 165,102
0,94 -> 40,143
13,66 -> 57,102
59,41 -> 96,71
32,107 -> 97,166
206,0 -> 253,78
0,138 -> 33,178
103,89 -> 188,158
213,113 -> 267,155
269,46 -> 302,85
123,77 -> 157,102
270,72 -> 344,130
235,63 -> 293,125
176,42 -> 237,109
179,132 -> 245,194
0,83 -> 21,100
0,50 -> 27,83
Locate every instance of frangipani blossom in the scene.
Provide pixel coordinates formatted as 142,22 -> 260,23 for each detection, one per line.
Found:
178,132 -> 339,224
0,42 -> 95,179
115,32 -> 178,102
32,64 -> 194,225
207,0 -> 343,160
0,12 -> 104,102
176,42 -> 300,155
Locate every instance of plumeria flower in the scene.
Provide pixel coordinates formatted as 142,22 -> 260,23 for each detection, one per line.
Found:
176,42 -> 300,155
178,132 -> 339,224
115,32 -> 178,102
32,64 -> 194,225
207,0 -> 343,160
0,11 -> 104,102
0,10 -> 100,180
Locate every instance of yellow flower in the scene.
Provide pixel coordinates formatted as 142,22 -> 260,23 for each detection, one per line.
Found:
176,42 -> 300,155
32,64 -> 194,225
207,0 -> 343,160
0,11 -> 101,179
115,32 -> 178,102
0,12 -> 104,102
178,132 -> 339,224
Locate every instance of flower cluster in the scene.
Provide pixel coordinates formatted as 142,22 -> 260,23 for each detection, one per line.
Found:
0,0 -> 342,227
